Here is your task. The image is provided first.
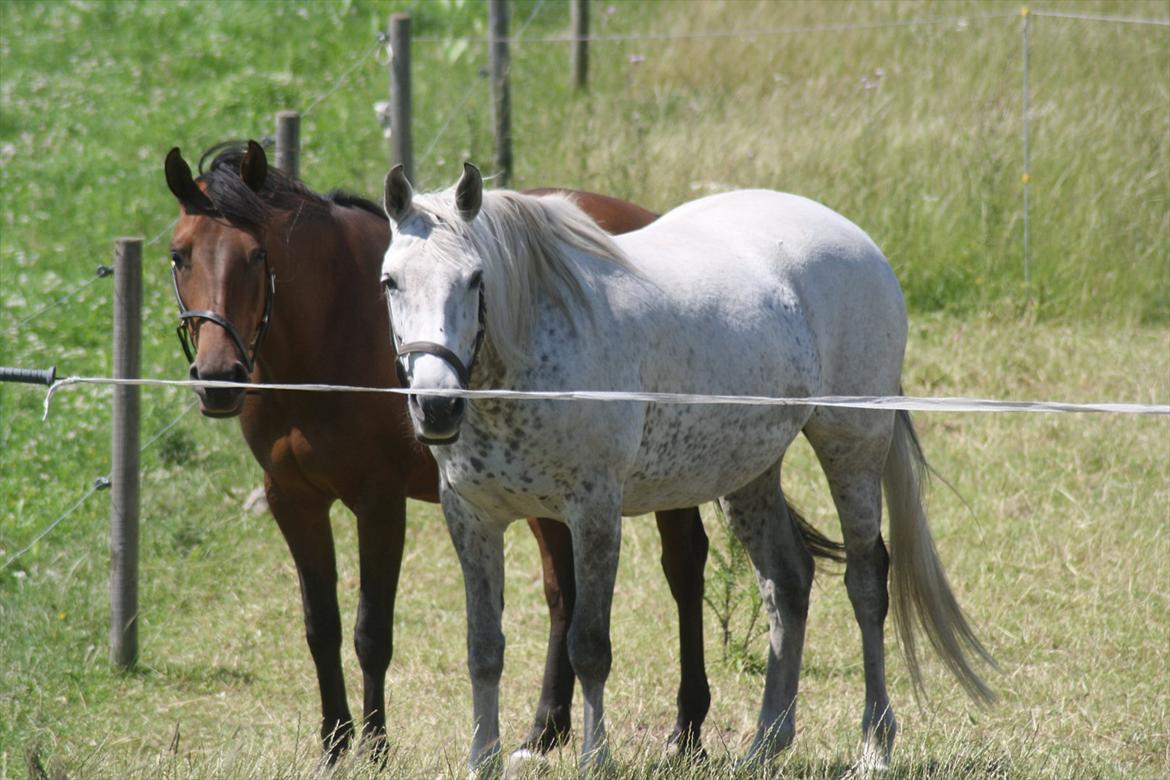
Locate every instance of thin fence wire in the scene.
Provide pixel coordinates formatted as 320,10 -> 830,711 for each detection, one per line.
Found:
1030,9 -> 1170,26
418,0 -> 545,175
139,400 -> 199,454
414,11 -> 1024,44
301,36 -> 387,120
5,264 -> 113,335
417,71 -> 487,171
1,399 -> 198,573
1,478 -> 109,572
514,0 -> 549,41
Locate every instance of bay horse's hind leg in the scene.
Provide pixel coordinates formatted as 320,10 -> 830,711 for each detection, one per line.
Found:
719,464 -> 813,766
351,491 -> 407,758
517,509 -> 711,761
654,507 -> 711,757
266,477 -> 353,763
518,517 -> 577,754
805,409 -> 897,770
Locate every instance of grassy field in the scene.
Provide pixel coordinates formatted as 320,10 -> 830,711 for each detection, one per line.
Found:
1,0 -> 1168,777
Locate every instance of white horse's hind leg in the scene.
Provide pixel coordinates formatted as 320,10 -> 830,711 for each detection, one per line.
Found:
805,410 -> 897,770
718,464 -> 814,766
563,490 -> 624,773
441,486 -> 509,776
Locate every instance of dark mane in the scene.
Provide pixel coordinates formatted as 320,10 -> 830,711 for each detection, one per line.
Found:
326,189 -> 387,221
195,141 -> 385,230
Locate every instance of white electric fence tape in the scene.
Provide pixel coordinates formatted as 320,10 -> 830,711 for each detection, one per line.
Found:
42,376 -> 1170,421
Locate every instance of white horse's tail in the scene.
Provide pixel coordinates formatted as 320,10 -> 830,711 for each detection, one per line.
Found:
884,409 -> 996,704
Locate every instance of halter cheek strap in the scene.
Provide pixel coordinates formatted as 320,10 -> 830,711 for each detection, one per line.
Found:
171,255 -> 275,375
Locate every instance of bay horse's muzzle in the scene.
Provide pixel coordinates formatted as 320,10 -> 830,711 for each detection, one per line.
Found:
190,360 -> 249,418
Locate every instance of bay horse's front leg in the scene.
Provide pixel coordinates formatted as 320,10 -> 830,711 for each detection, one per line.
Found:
442,486 -> 508,774
519,517 -> 576,753
266,477 -> 353,762
565,492 -> 623,772
351,490 -> 407,756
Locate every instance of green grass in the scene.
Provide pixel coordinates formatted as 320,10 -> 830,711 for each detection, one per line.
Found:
1,0 -> 1168,777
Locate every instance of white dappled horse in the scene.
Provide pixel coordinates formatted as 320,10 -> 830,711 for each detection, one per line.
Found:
378,163 -> 993,773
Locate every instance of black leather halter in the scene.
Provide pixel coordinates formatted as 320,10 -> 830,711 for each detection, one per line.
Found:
393,292 -> 486,390
171,253 -> 275,374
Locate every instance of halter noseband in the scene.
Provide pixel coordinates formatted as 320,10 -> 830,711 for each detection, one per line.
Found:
171,252 -> 276,375
393,292 -> 486,390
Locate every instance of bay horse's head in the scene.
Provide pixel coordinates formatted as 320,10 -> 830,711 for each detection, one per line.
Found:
380,163 -> 485,444
164,141 -> 275,418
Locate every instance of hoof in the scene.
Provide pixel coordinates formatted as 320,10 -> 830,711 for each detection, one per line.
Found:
504,747 -> 550,779
467,745 -> 504,780
842,741 -> 890,778
320,719 -> 355,766
578,744 -> 611,777
354,732 -> 391,769
662,726 -> 706,763
517,715 -> 572,755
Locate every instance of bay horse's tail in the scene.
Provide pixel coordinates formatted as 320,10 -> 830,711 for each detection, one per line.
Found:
787,502 -> 846,564
884,409 -> 996,704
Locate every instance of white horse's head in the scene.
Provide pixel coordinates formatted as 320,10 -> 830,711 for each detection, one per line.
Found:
381,163 -> 485,444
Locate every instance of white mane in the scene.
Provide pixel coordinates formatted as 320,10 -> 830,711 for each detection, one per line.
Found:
411,188 -> 639,367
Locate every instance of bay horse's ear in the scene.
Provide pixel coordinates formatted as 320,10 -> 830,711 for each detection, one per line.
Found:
165,147 -> 213,211
455,162 -> 482,222
240,140 -> 268,192
384,164 -> 414,222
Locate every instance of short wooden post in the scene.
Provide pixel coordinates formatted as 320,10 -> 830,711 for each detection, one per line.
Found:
389,12 -> 414,183
110,237 -> 142,669
571,0 -> 589,90
275,110 -> 301,179
488,0 -> 512,186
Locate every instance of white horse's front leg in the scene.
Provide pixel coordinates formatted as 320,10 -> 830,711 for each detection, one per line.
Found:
442,485 -> 509,775
565,491 -> 623,773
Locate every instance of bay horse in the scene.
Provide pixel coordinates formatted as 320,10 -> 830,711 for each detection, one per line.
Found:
162,141 -> 840,762
379,163 -> 994,773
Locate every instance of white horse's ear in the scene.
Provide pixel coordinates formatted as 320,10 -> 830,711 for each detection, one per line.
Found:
455,162 -> 482,222
384,164 -> 414,222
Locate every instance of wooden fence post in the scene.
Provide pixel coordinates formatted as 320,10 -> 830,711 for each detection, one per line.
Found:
110,237 -> 142,669
275,110 -> 301,179
488,0 -> 512,186
389,12 -> 414,183
571,0 -> 589,90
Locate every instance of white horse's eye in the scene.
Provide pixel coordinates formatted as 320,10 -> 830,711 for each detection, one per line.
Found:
381,274 -> 398,292
469,270 -> 483,289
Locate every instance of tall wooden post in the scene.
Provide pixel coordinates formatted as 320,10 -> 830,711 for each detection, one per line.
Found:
1021,6 -> 1032,291
110,237 -> 142,669
275,110 -> 301,179
571,0 -> 589,90
389,12 -> 414,183
488,0 -> 512,186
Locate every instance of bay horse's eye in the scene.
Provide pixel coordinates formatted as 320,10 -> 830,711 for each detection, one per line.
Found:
253,249 -> 268,265
170,251 -> 185,268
